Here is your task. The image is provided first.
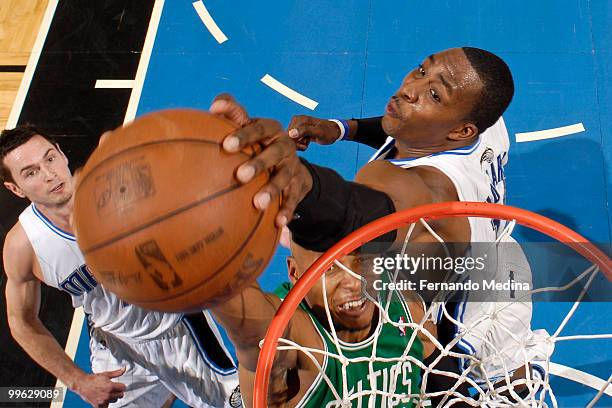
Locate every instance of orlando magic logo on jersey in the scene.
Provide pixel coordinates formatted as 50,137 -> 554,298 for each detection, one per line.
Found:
60,264 -> 98,297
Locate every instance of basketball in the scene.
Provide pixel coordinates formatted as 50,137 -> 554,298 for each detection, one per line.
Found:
72,109 -> 280,312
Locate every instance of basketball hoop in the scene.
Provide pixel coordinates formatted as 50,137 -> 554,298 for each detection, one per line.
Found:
254,202 -> 612,407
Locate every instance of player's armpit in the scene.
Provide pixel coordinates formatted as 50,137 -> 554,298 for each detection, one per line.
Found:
354,160 -> 434,250
355,160 -> 433,204
355,161 -> 470,247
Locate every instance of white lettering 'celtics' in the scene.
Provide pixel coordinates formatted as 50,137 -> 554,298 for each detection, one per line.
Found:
19,203 -> 180,340
274,281 -> 424,408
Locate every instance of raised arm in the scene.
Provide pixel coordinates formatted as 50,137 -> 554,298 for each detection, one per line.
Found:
211,282 -> 308,407
288,116 -> 387,150
3,224 -> 126,408
208,94 -> 468,250
210,282 -> 289,371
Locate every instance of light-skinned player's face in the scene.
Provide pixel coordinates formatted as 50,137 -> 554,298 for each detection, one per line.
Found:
382,48 -> 482,146
288,245 -> 377,341
3,136 -> 73,206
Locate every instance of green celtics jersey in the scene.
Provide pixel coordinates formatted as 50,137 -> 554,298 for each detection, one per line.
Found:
274,282 -> 424,408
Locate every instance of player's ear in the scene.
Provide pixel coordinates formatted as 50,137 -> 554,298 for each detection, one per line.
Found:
449,122 -> 478,142
287,256 -> 299,283
4,181 -> 26,198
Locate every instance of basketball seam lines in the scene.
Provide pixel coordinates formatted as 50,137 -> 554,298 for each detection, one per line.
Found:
76,138 -> 248,187
81,182 -> 242,254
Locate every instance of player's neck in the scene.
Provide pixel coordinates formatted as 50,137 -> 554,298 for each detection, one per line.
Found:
334,312 -> 379,343
393,138 -> 475,159
34,198 -> 74,233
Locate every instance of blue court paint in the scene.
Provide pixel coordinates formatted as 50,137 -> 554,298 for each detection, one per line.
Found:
69,1 -> 611,407
589,0 -> 612,244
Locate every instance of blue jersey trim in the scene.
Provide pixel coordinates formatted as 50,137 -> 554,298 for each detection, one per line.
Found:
32,204 -> 76,241
458,338 -> 476,355
531,363 -> 546,381
181,316 -> 237,376
374,138 -> 396,158
378,137 -> 482,165
454,288 -> 477,370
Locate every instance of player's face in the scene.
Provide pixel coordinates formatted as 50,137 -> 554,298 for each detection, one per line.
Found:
289,248 -> 377,341
2,136 -> 73,206
382,48 -> 482,145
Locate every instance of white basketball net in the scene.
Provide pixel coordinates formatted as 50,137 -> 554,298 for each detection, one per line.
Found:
270,215 -> 612,408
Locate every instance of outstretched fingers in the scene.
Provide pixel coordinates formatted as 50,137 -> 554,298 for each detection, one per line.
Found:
223,118 -> 285,153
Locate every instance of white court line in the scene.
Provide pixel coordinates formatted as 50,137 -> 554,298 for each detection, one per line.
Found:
124,0 -> 166,124
192,0 -> 228,44
4,2 -> 75,406
53,2 -> 165,406
515,123 -> 585,143
6,0 -> 59,129
95,79 -> 135,89
549,362 -> 612,397
261,74 -> 319,110
50,307 -> 85,408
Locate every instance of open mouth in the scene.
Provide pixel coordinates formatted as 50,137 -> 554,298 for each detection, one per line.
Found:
385,97 -> 399,118
50,182 -> 64,193
337,296 -> 368,317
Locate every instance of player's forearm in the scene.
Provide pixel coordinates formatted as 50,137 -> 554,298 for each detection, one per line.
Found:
210,284 -> 279,348
9,318 -> 86,389
346,116 -> 387,148
211,286 -> 286,370
289,160 -> 397,252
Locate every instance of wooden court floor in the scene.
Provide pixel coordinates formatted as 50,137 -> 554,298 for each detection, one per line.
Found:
0,2 -> 153,405
1,1 -> 611,407
0,0 -> 48,129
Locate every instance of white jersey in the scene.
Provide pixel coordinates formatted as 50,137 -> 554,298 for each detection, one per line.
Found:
369,118 -> 551,385
18,203 -> 181,341
370,117 -> 509,242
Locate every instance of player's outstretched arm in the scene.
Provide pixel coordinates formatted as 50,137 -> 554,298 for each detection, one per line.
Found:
211,95 -> 468,248
287,157 -> 469,255
211,283 -> 311,407
288,115 -> 387,150
210,283 -> 296,372
287,115 -> 353,150
3,224 -> 126,407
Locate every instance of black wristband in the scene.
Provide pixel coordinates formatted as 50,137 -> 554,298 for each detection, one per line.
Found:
289,159 -> 397,252
351,116 -> 387,149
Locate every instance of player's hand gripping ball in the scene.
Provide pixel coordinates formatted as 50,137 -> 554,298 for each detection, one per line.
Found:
73,109 -> 280,312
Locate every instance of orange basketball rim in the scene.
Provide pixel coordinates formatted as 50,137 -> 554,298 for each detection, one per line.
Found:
253,201 -> 612,407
